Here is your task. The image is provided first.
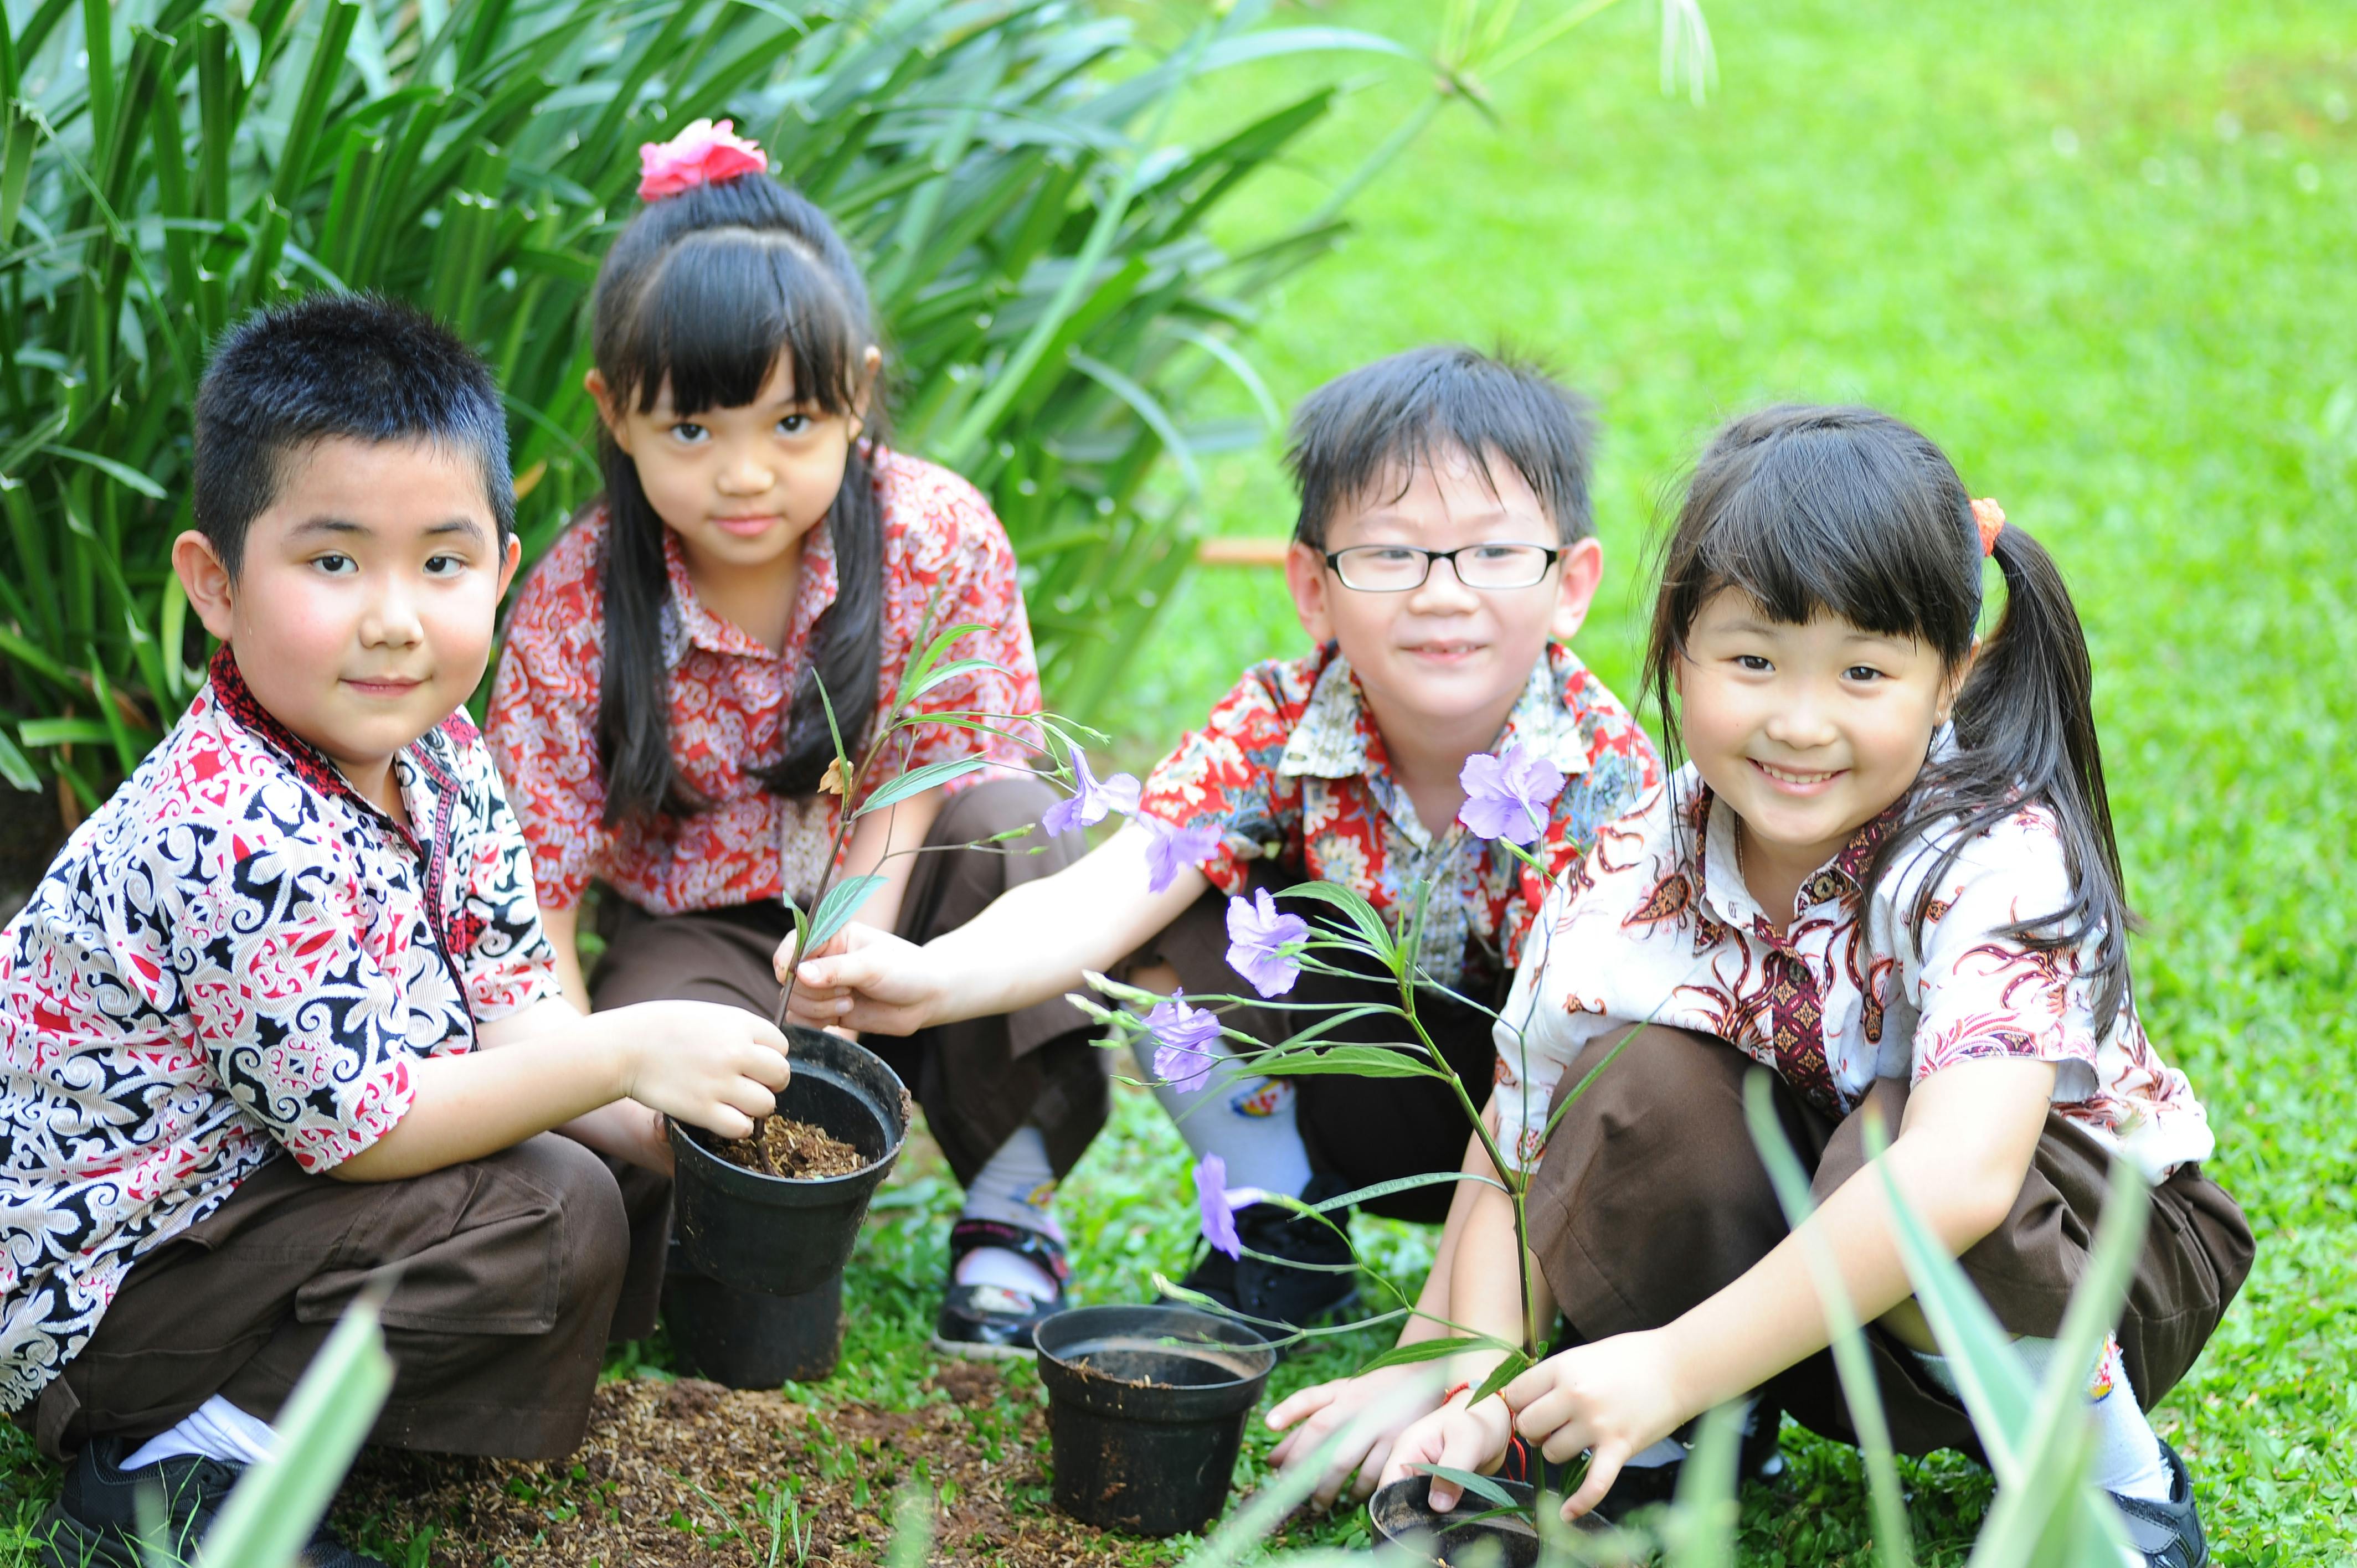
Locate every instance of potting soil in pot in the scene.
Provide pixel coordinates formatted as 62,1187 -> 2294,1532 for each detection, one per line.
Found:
714,1113 -> 865,1178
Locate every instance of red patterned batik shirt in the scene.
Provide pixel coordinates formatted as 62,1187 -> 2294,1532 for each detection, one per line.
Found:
0,649 -> 559,1412
487,448 -> 1042,916
1490,766 -> 2214,1175
1135,642 -> 1661,987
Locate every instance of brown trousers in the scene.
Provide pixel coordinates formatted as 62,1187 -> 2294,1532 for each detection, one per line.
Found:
32,1134 -> 671,1462
1526,1025 -> 2255,1454
1139,868 -> 1509,1224
591,777 -> 1107,1185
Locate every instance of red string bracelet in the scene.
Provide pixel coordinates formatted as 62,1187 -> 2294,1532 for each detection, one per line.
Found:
1442,1380 -> 1473,1404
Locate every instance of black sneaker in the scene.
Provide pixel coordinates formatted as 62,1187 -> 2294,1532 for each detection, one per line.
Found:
2110,1440 -> 2208,1568
932,1218 -> 1069,1361
37,1437 -> 385,1567
1171,1173 -> 1358,1335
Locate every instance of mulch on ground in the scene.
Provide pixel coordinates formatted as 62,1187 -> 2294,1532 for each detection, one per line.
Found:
336,1363 -> 1156,1567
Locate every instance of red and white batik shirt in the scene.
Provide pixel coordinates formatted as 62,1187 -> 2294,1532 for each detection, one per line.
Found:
1135,642 -> 1660,988
0,649 -> 558,1412
486,448 -> 1042,917
1490,766 -> 2214,1177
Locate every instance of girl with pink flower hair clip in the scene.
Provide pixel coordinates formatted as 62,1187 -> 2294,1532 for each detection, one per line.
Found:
486,122 -> 1106,1363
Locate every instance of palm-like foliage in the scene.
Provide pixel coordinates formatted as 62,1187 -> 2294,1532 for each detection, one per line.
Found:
0,0 -> 1440,814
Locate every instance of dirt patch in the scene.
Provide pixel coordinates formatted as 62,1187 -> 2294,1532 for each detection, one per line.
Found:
717,1116 -> 867,1179
337,1368 -> 1159,1567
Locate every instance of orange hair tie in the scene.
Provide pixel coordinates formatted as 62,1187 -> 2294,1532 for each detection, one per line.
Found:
1970,497 -> 2006,556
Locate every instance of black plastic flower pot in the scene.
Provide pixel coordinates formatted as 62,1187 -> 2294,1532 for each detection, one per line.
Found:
1370,1476 -> 1541,1568
667,1025 -> 909,1297
1032,1304 -> 1277,1537
662,1244 -> 844,1388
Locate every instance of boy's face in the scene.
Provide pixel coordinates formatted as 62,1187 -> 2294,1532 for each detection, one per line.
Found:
1285,445 -> 1602,748
174,437 -> 519,797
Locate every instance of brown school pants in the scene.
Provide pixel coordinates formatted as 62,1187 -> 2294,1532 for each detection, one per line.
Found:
591,777 -> 1107,1185
31,1134 -> 671,1462
1138,867 -> 1509,1224
1525,1025 -> 2256,1455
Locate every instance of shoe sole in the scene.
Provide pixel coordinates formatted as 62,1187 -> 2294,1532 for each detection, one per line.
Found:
34,1505 -> 158,1568
929,1331 -> 1039,1363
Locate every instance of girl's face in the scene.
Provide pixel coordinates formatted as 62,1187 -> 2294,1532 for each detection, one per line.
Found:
1676,589 -> 1967,873
590,352 -> 876,575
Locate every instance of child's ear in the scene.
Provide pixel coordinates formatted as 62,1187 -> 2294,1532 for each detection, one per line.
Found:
496,532 -> 523,601
851,345 -> 884,432
172,530 -> 237,643
1285,540 -> 1334,644
1548,537 -> 1605,643
583,368 -> 631,453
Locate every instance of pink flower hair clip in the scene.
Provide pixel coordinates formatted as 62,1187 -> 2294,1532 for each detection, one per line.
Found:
1970,497 -> 2006,556
637,118 -> 768,202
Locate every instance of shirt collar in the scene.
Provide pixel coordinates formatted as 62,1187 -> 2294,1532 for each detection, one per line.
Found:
661,518 -> 841,664
207,645 -> 450,835
1696,777 -> 1907,932
1276,642 -> 1597,783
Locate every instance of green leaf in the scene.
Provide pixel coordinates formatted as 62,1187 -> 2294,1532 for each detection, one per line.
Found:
1309,1168 -> 1505,1213
1412,1463 -> 1523,1513
37,445 -> 167,499
1351,1335 -> 1491,1373
902,656 -> 1008,704
799,873 -> 887,957
1274,880 -> 1397,966
1250,1043 -> 1442,1080
0,728 -> 39,790
1469,1348 -> 1531,1406
854,755 -> 991,817
893,620 -> 994,710
18,718 -> 112,748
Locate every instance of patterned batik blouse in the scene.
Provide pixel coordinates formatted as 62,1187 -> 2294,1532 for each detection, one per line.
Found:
0,649 -> 558,1412
486,448 -> 1042,917
1490,766 -> 2214,1178
1134,642 -> 1660,987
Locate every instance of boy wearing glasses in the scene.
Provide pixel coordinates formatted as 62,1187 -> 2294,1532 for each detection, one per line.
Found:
781,347 -> 1656,1360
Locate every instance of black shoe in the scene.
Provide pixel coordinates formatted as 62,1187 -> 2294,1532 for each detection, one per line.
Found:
932,1218 -> 1070,1361
2111,1440 -> 2208,1568
1171,1173 -> 1358,1335
37,1437 -> 385,1568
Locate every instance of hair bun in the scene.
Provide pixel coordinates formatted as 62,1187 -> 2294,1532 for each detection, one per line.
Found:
637,118 -> 767,202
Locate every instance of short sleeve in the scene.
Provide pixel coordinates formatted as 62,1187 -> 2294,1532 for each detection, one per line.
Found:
862,479 -> 1044,797
174,834 -> 420,1173
1903,813 -> 2105,1105
1135,669 -> 1291,896
455,761 -> 562,1020
485,549 -> 607,911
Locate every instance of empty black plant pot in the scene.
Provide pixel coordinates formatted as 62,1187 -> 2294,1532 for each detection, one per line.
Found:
667,1025 -> 909,1296
1032,1304 -> 1277,1537
1371,1476 -> 1541,1568
662,1244 -> 844,1388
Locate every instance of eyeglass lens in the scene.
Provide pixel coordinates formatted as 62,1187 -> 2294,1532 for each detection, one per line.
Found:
1333,544 -> 1553,591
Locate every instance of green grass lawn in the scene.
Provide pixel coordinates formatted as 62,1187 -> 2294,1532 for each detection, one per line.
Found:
2,1 -> 2350,1564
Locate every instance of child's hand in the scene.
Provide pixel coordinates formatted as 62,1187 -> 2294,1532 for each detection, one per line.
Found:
1376,1390 -> 1516,1511
1267,1363 -> 1443,1508
774,924 -> 942,1036
603,1000 -> 792,1140
1502,1331 -> 1686,1520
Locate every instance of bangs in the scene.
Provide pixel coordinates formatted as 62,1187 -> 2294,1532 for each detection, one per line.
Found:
1667,416 -> 1983,664
609,229 -> 863,418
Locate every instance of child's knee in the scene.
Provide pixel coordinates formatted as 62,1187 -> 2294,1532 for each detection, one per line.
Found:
495,1134 -> 633,1310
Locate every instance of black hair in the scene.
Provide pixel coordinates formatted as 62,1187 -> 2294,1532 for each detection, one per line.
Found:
1284,345 -> 1598,549
193,293 -> 514,578
1641,404 -> 2133,1023
587,174 -> 883,822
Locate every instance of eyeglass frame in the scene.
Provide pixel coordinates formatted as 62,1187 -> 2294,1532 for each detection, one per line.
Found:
1320,541 -> 1565,592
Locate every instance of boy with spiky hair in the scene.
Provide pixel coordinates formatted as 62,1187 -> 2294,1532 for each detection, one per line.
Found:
0,295 -> 790,1567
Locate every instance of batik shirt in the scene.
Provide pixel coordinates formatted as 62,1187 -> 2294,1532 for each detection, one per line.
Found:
487,448 -> 1042,916
0,649 -> 558,1412
1491,766 -> 2214,1178
1135,642 -> 1660,986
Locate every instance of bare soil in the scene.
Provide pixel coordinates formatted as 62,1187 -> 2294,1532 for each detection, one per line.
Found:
717,1115 -> 867,1179
337,1366 -> 1154,1567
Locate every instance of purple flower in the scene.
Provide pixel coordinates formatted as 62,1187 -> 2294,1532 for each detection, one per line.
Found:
1042,749 -> 1143,838
1146,991 -> 1224,1092
1141,815 -> 1222,894
1457,744 -> 1567,844
1193,1153 -> 1267,1260
1225,887 -> 1310,997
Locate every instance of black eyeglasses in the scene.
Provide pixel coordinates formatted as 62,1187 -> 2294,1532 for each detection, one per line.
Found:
1322,543 -> 1562,592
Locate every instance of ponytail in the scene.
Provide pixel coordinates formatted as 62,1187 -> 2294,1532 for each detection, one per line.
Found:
1872,522 -> 2134,1024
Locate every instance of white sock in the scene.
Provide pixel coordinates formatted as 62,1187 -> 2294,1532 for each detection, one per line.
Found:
955,1125 -> 1063,1302
1147,1049 -> 1314,1201
122,1394 -> 278,1470
1911,1337 -> 2171,1503
2015,1334 -> 2173,1503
